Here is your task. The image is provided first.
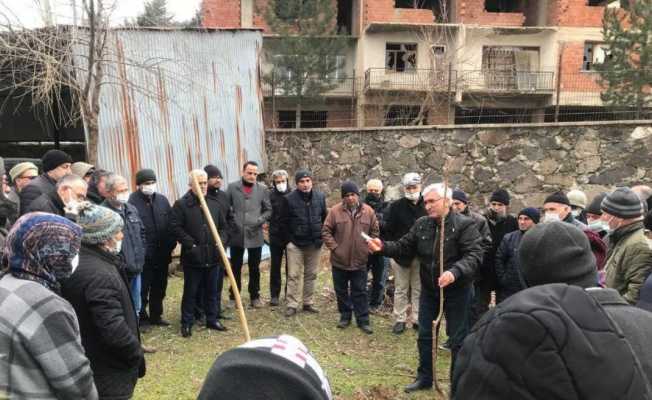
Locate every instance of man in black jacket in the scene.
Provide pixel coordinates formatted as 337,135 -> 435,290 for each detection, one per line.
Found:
368,183 -> 483,393
129,169 -> 176,327
363,179 -> 390,312
268,169 -> 290,306
19,149 -> 72,214
26,174 -> 87,221
469,188 -> 518,327
281,169 -> 328,317
62,203 -> 145,399
170,170 -> 229,337
383,172 -> 426,334
452,221 -> 652,399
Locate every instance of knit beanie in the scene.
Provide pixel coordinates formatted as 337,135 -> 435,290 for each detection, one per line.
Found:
71,162 -> 94,178
586,192 -> 607,215
544,191 -> 570,207
601,187 -> 644,219
204,165 -> 223,179
41,149 -> 72,172
198,335 -> 332,400
518,207 -> 541,224
136,168 -> 157,185
9,162 -> 38,181
77,203 -> 124,245
295,169 -> 312,183
520,221 -> 598,288
452,189 -> 468,204
489,189 -> 510,206
341,181 -> 359,198
567,189 -> 588,209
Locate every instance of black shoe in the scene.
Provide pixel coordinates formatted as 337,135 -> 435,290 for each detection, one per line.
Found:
302,304 -> 319,314
404,379 -> 433,393
181,325 -> 192,338
337,318 -> 351,329
206,321 -> 228,332
194,314 -> 205,325
139,311 -> 150,324
149,318 -> 171,327
218,313 -> 233,320
412,323 -> 419,331
392,322 -> 406,335
270,297 -> 280,306
285,307 -> 297,317
359,324 -> 373,335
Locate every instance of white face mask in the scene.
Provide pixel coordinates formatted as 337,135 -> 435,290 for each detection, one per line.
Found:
116,192 -> 130,204
115,240 -> 123,253
141,184 -> 156,196
542,212 -> 561,224
405,191 -> 420,201
70,254 -> 80,274
571,209 -> 582,218
276,182 -> 288,192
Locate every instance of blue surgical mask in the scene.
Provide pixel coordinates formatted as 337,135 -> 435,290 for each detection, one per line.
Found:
588,220 -> 608,232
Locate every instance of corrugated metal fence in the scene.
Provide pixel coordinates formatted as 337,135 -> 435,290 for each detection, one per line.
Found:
73,28 -> 265,201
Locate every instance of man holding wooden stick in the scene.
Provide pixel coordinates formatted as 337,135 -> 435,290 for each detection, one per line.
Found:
368,183 -> 483,393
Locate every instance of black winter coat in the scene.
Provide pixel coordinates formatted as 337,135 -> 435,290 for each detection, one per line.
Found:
25,190 -> 65,216
170,191 -> 229,268
207,188 -> 235,246
452,284 -> 652,400
480,213 -> 518,285
269,187 -> 290,246
128,191 -> 176,265
382,212 -> 484,292
461,207 -> 492,253
383,197 -> 426,266
61,245 -> 144,400
494,230 -> 527,303
19,173 -> 57,215
103,201 -> 146,278
282,189 -> 328,248
363,194 -> 390,238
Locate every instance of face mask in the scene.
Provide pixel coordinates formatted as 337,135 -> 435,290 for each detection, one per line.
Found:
70,254 -> 80,274
571,209 -> 581,218
588,220 -> 608,232
116,192 -> 130,204
542,212 -> 561,223
276,182 -> 287,192
366,193 -> 381,201
405,191 -> 420,201
107,239 -> 122,254
141,184 -> 156,196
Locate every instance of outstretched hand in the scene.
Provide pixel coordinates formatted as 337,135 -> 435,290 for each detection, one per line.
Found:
367,238 -> 383,253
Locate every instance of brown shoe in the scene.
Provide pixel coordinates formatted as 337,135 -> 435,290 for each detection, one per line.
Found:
142,344 -> 157,354
302,304 -> 319,314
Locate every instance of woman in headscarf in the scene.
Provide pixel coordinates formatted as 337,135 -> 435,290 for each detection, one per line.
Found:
0,212 -> 98,399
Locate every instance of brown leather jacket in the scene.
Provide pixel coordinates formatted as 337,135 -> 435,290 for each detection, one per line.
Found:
322,202 -> 379,270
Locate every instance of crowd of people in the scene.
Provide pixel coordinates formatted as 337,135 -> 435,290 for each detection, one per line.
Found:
1,149 -> 652,399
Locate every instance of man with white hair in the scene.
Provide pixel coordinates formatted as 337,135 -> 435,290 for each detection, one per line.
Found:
170,170 -> 231,337
25,174 -> 87,221
368,183 -> 483,393
363,178 -> 390,312
383,172 -> 426,334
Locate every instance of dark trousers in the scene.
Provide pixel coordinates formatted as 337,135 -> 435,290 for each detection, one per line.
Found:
469,278 -> 492,328
417,284 -> 472,384
332,266 -> 369,326
140,261 -> 169,321
181,265 -> 219,326
269,243 -> 286,299
367,254 -> 389,307
195,266 -> 225,319
229,246 -> 262,300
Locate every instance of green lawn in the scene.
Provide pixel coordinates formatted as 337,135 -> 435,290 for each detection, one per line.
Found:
135,258 -> 450,400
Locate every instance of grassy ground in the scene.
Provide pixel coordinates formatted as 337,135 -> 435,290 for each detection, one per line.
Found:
134,256 -> 451,400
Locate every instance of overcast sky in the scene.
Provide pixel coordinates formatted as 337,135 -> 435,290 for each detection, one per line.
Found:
1,0 -> 202,27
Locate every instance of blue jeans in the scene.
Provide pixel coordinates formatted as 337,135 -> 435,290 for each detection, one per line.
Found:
130,274 -> 142,315
332,267 -> 370,326
417,283 -> 472,384
367,254 -> 389,307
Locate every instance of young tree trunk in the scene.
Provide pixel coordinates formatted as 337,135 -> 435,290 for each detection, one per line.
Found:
295,101 -> 302,128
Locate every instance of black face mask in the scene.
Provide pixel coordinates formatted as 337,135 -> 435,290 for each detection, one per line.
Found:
365,193 -> 381,202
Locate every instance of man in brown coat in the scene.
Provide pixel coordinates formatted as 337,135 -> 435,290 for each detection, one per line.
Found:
322,181 -> 380,334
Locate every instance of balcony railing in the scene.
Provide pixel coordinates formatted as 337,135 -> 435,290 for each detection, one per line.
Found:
459,70 -> 555,93
363,68 -> 454,92
261,76 -> 358,97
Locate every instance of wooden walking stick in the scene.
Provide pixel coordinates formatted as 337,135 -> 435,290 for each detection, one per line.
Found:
191,175 -> 251,342
432,163 -> 451,396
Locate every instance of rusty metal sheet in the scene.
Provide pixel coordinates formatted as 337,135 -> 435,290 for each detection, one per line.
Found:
72,29 -> 265,200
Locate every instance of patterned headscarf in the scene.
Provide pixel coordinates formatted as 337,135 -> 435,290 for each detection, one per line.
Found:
2,212 -> 82,293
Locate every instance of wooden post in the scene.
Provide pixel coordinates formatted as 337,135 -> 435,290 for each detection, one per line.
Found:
191,175 -> 251,342
554,43 -> 564,123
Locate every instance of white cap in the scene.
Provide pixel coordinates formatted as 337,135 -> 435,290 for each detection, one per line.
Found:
402,173 -> 421,187
567,189 -> 588,209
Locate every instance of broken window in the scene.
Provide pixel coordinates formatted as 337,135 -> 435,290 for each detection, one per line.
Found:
301,111 -> 328,128
583,42 -> 611,70
485,0 -> 524,12
324,55 -> 347,80
482,46 -> 539,89
384,105 -> 425,126
395,0 -> 435,9
277,111 -> 296,128
336,0 -> 353,34
386,43 -> 417,73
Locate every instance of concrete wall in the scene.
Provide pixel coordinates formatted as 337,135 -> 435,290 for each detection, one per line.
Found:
266,121 -> 652,208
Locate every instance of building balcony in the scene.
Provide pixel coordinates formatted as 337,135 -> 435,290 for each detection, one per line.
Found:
459,70 -> 555,94
261,76 -> 359,98
363,68 -> 455,92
